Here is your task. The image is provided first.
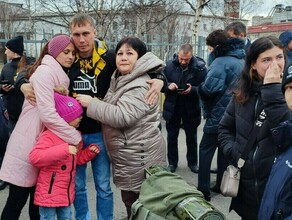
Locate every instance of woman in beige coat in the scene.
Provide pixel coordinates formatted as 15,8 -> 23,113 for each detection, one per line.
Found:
77,36 -> 166,218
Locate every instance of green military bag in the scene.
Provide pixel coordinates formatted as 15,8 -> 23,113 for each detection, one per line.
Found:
130,165 -> 225,220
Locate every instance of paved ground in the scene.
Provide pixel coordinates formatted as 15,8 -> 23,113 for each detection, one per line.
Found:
0,119 -> 241,219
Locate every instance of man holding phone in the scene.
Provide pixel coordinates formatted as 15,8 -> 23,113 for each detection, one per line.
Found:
161,43 -> 207,173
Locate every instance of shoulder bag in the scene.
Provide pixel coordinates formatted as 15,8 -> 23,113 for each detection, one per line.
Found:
220,108 -> 266,197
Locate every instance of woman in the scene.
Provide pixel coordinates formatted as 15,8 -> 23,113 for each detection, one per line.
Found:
218,36 -> 291,220
0,34 -> 82,220
77,37 -> 167,218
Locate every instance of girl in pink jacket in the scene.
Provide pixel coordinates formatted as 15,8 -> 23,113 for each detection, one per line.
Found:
0,35 -> 81,220
29,92 -> 99,220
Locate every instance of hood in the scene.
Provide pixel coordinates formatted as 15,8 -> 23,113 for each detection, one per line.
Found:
279,31 -> 292,47
214,38 -> 246,59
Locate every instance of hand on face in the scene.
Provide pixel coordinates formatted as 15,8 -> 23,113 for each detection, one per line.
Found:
263,60 -> 283,84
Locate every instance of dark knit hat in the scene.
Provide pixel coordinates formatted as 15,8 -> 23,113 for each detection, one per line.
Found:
54,92 -> 83,123
279,31 -> 292,47
282,62 -> 292,93
48,34 -> 72,59
5,36 -> 24,55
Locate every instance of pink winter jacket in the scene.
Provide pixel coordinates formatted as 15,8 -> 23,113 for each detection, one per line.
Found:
29,129 -> 97,207
0,55 -> 82,187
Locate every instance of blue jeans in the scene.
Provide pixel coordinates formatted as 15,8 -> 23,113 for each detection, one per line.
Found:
73,132 -> 113,220
39,206 -> 71,220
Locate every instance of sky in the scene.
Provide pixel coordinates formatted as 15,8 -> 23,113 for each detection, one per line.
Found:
257,0 -> 291,16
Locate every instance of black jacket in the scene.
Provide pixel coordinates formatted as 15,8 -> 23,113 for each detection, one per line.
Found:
0,58 -> 24,122
218,83 -> 291,219
161,54 -> 206,124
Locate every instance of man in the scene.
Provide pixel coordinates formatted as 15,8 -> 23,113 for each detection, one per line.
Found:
198,30 -> 245,201
21,13 -> 165,220
162,44 -> 206,173
225,21 -> 251,52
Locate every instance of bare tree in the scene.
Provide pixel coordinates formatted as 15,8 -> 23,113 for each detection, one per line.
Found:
34,0 -> 127,39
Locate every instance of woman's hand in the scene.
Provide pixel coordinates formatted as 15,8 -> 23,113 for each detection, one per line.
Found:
264,60 -> 282,84
76,94 -> 93,108
145,79 -> 163,105
54,85 -> 69,96
20,83 -> 36,106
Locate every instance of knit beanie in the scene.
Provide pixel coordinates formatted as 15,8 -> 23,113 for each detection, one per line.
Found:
282,62 -> 292,94
48,35 -> 72,59
5,36 -> 24,55
54,92 -> 83,123
279,31 -> 292,47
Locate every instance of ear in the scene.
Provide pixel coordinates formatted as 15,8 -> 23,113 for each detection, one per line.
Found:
94,29 -> 97,37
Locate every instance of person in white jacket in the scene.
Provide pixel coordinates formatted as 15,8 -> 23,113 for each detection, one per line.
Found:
0,34 -> 82,220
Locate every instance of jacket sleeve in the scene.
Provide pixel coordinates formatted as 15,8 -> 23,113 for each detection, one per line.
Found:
262,83 -> 292,151
218,96 -> 240,165
14,69 -> 29,92
199,60 -> 227,98
76,143 -> 98,165
87,86 -> 151,129
29,131 -> 70,168
32,65 -> 82,145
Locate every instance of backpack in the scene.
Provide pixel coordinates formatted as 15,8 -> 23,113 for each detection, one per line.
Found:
258,146 -> 292,220
130,165 -> 225,220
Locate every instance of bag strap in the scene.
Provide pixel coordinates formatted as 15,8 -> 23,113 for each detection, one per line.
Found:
237,108 -> 266,169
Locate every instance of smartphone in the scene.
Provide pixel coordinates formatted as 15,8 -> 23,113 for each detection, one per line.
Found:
0,80 -> 11,85
177,88 -> 187,92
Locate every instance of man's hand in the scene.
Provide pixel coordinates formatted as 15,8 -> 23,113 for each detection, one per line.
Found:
145,79 -> 163,105
20,83 -> 36,106
1,84 -> 14,92
76,94 -> 93,108
168,82 -> 178,91
178,83 -> 191,95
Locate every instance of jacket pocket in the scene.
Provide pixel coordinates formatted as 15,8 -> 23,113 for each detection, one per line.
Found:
48,171 -> 56,194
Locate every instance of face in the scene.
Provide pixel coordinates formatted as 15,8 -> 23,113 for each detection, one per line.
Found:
252,46 -> 285,80
116,44 -> 138,75
5,47 -> 16,60
285,82 -> 292,110
70,22 -> 96,58
55,42 -> 76,68
178,51 -> 192,68
68,116 -> 82,128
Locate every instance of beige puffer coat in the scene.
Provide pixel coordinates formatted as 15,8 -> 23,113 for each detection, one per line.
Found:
87,52 -> 167,192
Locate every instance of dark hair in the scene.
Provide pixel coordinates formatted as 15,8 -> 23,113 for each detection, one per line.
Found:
206,29 -> 229,48
225,21 -> 247,37
234,36 -> 285,104
115,37 -> 147,59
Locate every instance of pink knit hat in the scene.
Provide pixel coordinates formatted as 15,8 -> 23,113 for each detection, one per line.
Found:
48,34 -> 73,58
54,92 -> 83,123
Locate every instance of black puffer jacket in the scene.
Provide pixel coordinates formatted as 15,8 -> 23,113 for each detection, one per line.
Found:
218,83 -> 291,220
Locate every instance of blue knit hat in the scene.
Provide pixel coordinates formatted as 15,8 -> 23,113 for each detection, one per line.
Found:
279,31 -> 292,47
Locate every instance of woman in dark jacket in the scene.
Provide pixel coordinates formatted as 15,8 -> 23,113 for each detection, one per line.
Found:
218,36 -> 291,220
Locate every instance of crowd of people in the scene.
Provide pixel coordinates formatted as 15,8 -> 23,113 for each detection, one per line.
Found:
0,13 -> 292,220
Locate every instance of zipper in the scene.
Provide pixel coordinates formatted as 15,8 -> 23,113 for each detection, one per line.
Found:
67,155 -> 75,205
48,172 -> 56,194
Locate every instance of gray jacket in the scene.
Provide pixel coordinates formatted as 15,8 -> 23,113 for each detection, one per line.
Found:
87,52 -> 167,192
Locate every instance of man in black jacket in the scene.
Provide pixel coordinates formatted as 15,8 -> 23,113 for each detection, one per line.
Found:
162,44 -> 207,173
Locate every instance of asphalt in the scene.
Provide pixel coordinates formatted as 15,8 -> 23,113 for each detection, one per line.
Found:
0,119 -> 241,219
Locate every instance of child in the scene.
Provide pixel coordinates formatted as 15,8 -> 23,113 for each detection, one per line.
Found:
29,92 -> 100,220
